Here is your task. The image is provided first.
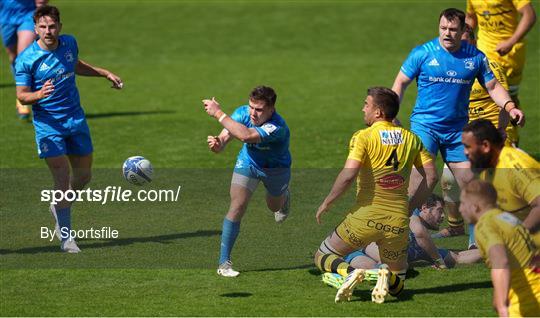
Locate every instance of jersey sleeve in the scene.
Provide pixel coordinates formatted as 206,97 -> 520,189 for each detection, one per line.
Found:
347,130 -> 367,163
511,168 -> 540,204
490,61 -> 509,91
466,0 -> 475,14
476,54 -> 495,87
512,0 -> 531,11
476,217 -> 504,253
230,106 -> 250,126
253,121 -> 286,143
400,46 -> 425,80
15,57 -> 32,87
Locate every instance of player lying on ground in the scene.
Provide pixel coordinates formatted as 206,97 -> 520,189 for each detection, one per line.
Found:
321,194 -> 481,289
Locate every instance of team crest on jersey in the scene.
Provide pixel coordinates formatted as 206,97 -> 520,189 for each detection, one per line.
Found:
379,130 -> 403,145
464,60 -> 475,70
377,174 -> 405,189
65,51 -> 74,62
261,123 -> 277,135
40,142 -> 49,154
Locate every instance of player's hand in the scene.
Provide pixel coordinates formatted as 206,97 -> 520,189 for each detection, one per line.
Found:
508,108 -> 525,127
202,97 -> 221,117
495,39 -> 514,56
207,135 -> 223,153
315,203 -> 329,224
495,304 -> 509,318
38,79 -> 54,99
106,72 -> 123,89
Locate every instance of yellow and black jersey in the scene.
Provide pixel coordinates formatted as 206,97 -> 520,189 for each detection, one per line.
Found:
347,121 -> 432,214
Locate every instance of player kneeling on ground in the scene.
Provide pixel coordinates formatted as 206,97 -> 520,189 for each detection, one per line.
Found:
460,180 -> 539,317
314,87 -> 437,304
202,86 -> 291,278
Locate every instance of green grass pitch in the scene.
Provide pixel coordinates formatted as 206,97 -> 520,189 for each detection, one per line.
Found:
1,0 -> 538,316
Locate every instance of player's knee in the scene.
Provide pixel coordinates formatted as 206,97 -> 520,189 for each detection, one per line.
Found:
226,206 -> 246,221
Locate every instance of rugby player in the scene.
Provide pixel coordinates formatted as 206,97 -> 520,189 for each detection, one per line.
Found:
460,180 -> 539,317
314,87 -> 437,303
392,8 -> 525,249
466,0 -> 536,146
203,86 -> 291,278
0,0 -> 48,119
15,5 -> 123,253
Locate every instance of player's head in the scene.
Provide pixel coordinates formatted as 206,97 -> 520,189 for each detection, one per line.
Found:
419,194 -> 445,230
461,23 -> 476,46
459,180 -> 498,224
462,119 -> 504,172
363,87 -> 399,126
248,86 -> 277,126
438,8 -> 466,52
34,5 -> 62,48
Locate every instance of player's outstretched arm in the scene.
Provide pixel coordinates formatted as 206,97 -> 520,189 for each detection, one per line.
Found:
75,60 -> 123,89
16,79 -> 54,105
316,159 -> 361,224
485,79 -> 525,126
488,245 -> 511,317
496,4 -> 536,56
411,217 -> 446,269
409,160 -> 438,214
207,129 -> 231,153
202,98 -> 261,143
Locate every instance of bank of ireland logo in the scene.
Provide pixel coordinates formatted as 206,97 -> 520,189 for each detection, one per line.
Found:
56,68 -> 65,76
464,60 -> 475,70
65,51 -> 74,62
446,70 -> 457,77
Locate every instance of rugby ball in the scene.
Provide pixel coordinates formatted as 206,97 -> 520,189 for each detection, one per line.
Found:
122,156 -> 153,186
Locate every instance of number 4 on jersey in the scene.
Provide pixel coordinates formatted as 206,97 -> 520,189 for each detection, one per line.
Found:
385,148 -> 400,171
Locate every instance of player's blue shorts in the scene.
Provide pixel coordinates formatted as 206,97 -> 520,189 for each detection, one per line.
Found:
33,110 -> 93,159
1,11 -> 34,47
343,249 -> 367,263
233,164 -> 290,197
411,122 -> 467,163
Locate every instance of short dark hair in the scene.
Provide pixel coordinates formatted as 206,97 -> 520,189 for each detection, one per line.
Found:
463,119 -> 504,147
439,8 -> 465,29
249,86 -> 277,107
463,180 -> 498,206
425,193 -> 445,209
34,5 -> 61,23
367,87 -> 399,119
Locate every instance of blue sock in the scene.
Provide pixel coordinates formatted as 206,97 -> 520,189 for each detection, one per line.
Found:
56,207 -> 72,242
219,218 -> 240,265
468,223 -> 476,248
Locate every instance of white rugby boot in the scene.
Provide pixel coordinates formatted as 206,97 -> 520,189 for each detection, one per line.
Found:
217,260 -> 240,277
335,269 -> 365,303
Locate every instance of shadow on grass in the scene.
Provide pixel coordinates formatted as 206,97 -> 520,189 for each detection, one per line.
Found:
220,292 -> 253,298
85,110 -> 175,119
0,230 -> 220,255
0,83 -> 15,89
244,263 -> 315,273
